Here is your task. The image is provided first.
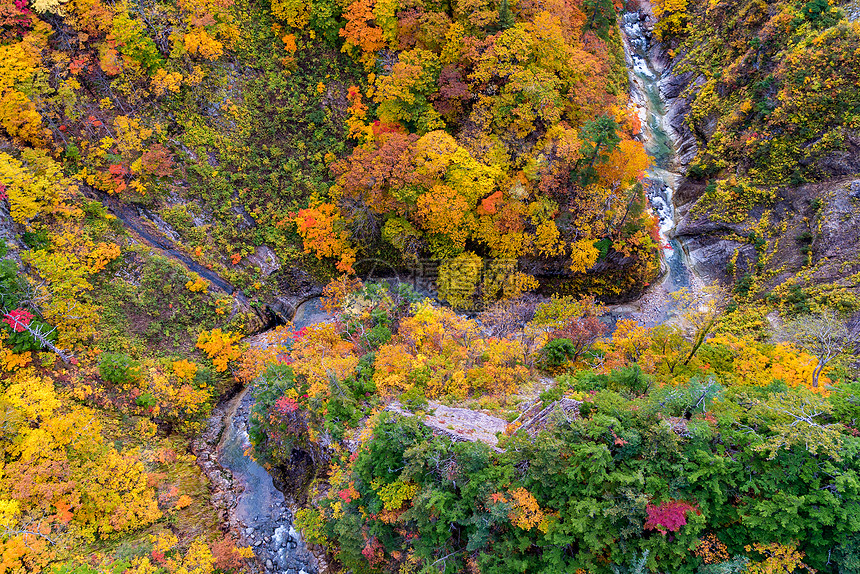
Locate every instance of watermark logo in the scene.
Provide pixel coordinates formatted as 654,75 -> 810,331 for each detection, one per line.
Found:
352,258 -> 439,297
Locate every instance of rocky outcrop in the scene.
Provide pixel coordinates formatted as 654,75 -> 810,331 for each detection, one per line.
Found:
680,235 -> 758,284
247,246 -> 281,277
386,401 -> 509,449
804,130 -> 860,180
663,71 -> 699,169
673,177 -> 860,289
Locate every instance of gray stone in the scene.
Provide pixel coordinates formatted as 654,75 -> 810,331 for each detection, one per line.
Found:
139,208 -> 181,242
273,525 -> 289,547
247,245 -> 281,277
694,115 -> 718,141
849,180 -> 860,200
684,237 -> 755,283
660,70 -> 694,100
266,559 -> 273,569
191,208 -> 211,227
231,203 -> 256,230
386,401 -> 507,448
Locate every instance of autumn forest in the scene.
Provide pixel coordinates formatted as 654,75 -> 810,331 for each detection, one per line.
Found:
2,0 -> 860,572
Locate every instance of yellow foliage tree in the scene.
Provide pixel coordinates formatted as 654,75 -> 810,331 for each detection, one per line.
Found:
1,369 -> 161,552
0,150 -> 79,225
0,32 -> 49,147
271,0 -> 310,28
184,28 -> 224,60
31,0 -> 69,13
507,488 -> 544,531
151,69 -> 183,96
416,185 -> 473,255
196,328 -> 243,372
653,0 -> 689,38
568,238 -> 600,274
173,359 -> 199,381
290,322 -> 359,398
744,542 -> 811,574
709,334 -> 827,392
26,234 -> 110,347
75,448 -> 162,539
142,364 -> 211,430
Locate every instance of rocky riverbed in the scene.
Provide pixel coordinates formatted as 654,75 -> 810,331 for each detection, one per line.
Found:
612,3 -> 704,326
193,299 -> 331,574
193,387 -> 321,574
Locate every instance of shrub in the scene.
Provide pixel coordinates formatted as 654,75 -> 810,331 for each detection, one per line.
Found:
99,352 -> 142,386
539,338 -> 578,371
400,386 -> 428,413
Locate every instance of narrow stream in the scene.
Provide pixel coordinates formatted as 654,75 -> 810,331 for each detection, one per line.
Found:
216,298 -> 330,574
617,7 -> 700,323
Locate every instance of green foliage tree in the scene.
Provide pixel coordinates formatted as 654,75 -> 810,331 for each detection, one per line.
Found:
584,0 -> 617,40
497,0 -> 515,31
575,114 -> 621,186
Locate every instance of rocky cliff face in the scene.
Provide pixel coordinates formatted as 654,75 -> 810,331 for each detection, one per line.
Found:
641,6 -> 860,293
674,177 -> 860,298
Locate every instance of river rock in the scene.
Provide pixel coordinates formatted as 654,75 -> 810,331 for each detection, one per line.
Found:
850,180 -> 860,200
266,559 -> 273,570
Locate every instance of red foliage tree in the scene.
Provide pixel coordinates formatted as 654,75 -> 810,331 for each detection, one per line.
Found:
644,500 -> 700,534
3,308 -> 33,332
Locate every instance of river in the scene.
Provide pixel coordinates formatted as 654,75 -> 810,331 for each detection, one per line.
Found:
614,5 -> 700,325
214,298 -> 330,574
